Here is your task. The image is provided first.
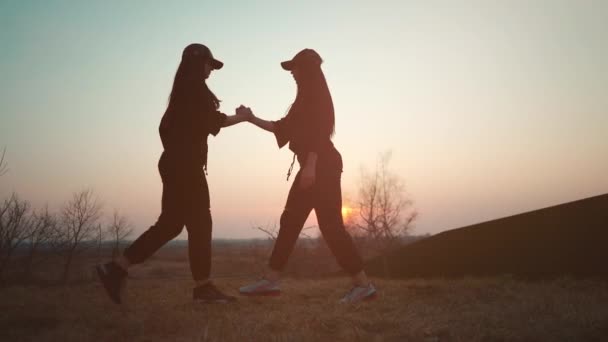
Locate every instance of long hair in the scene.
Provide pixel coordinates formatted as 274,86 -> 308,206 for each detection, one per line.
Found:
288,66 -> 335,137
165,56 -> 220,118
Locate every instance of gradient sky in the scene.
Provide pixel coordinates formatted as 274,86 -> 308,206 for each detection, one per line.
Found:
1,0 -> 607,238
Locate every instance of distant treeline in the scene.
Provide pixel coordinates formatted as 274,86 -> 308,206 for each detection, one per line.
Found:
1,189 -> 428,286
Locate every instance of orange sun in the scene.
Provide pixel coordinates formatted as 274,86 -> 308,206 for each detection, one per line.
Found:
341,206 -> 353,219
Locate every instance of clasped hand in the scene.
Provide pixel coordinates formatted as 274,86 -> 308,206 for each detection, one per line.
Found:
235,105 -> 254,121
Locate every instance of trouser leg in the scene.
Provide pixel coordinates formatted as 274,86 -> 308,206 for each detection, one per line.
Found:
184,174 -> 213,281
268,172 -> 313,271
124,180 -> 185,264
314,163 -> 364,275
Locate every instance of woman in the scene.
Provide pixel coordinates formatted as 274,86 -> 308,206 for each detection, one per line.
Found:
239,49 -> 376,303
96,43 -> 248,304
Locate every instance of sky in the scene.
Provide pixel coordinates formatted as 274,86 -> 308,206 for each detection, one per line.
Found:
1,0 -> 607,239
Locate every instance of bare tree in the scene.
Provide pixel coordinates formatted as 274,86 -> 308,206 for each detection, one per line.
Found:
0,147 -> 8,177
23,206 -> 57,281
254,224 -> 280,241
252,223 -> 321,276
0,194 -> 32,284
355,151 -> 417,254
108,209 -> 133,258
57,189 -> 103,284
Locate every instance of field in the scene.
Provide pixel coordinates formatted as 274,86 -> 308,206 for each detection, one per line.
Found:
2,242 -> 608,342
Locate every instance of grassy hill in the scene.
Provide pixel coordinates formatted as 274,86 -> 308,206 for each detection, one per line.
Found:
365,194 -> 608,278
4,195 -> 608,341
2,277 -> 608,341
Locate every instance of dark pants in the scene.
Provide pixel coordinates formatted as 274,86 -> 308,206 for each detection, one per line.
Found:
269,150 -> 364,275
124,153 -> 212,281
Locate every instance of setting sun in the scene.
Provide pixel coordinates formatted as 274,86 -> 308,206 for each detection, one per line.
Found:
341,206 -> 353,219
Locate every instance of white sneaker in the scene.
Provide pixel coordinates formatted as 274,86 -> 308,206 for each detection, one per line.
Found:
340,283 -> 377,303
239,278 -> 281,297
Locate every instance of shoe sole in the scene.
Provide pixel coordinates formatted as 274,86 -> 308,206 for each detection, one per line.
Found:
95,265 -> 121,305
239,290 -> 281,297
341,291 -> 378,304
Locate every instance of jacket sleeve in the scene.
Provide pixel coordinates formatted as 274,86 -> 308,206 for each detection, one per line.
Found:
206,110 -> 228,136
272,116 -> 291,148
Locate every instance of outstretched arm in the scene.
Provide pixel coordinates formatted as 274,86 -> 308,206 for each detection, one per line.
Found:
236,106 -> 276,133
249,116 -> 276,133
222,113 -> 248,127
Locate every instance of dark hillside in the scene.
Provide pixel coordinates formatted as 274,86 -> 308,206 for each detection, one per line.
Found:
365,194 -> 608,278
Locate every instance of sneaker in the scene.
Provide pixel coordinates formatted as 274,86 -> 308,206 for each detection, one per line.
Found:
95,261 -> 127,304
193,282 -> 237,303
340,283 -> 377,303
239,278 -> 281,297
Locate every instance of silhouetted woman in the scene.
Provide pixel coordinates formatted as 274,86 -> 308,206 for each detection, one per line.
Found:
238,49 -> 376,303
96,44 -> 247,304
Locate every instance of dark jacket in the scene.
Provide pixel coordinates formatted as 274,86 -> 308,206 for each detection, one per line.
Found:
273,102 -> 335,161
159,83 -> 226,168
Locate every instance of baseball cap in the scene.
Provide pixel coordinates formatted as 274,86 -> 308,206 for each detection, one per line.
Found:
182,43 -> 224,70
281,49 -> 323,71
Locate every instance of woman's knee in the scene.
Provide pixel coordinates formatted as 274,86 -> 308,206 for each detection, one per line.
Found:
279,207 -> 309,228
185,208 -> 212,232
279,208 -> 292,226
316,209 -> 344,228
154,214 -> 185,238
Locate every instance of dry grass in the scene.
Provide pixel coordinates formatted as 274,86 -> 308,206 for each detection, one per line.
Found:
2,276 -> 608,341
